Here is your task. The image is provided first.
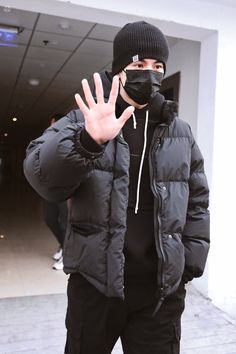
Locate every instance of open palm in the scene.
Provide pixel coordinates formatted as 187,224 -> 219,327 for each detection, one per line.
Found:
75,73 -> 134,144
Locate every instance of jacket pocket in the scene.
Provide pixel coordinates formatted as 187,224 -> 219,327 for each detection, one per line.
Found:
63,224 -> 108,283
162,233 -> 185,294
71,222 -> 101,237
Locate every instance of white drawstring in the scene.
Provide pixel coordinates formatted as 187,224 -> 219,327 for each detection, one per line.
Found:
132,112 -> 137,129
134,110 -> 149,214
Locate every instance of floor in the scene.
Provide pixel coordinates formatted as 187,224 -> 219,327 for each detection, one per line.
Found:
1,285 -> 236,354
0,179 -> 68,298
1,179 -> 236,353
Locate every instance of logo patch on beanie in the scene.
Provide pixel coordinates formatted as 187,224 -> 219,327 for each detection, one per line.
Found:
132,54 -> 139,62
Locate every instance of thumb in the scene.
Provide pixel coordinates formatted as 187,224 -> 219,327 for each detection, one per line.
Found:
118,106 -> 135,125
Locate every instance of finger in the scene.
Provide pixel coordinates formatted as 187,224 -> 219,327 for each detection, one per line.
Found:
94,73 -> 104,104
118,106 -> 134,126
108,75 -> 119,106
81,79 -> 96,108
75,93 -> 90,115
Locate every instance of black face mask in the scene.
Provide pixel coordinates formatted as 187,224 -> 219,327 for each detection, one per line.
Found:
123,69 -> 164,105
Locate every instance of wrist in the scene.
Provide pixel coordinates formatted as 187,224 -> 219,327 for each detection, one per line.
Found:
80,129 -> 104,152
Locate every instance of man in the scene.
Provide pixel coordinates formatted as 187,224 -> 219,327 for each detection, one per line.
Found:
43,113 -> 68,270
24,21 -> 210,354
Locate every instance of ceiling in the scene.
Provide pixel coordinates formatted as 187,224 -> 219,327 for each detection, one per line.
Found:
0,5 -> 180,144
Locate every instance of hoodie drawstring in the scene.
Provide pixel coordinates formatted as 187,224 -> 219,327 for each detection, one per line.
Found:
132,112 -> 137,129
134,110 -> 149,214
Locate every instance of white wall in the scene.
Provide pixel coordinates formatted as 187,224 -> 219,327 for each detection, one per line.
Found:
192,32 -> 218,296
208,29 -> 236,318
166,39 -> 200,136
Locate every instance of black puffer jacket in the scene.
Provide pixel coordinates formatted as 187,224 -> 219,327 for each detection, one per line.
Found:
24,71 -> 210,300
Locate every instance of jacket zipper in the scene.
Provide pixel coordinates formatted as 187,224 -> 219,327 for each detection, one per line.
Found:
149,131 -> 166,313
115,132 -> 130,298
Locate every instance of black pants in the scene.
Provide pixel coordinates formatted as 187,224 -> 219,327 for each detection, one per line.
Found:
65,274 -> 186,354
43,200 -> 68,247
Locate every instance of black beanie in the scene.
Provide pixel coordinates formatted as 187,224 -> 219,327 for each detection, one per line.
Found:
112,21 -> 169,75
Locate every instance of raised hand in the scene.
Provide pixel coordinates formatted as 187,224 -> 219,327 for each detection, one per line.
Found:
75,73 -> 134,145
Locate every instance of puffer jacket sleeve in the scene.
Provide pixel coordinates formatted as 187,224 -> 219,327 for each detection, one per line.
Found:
182,135 -> 210,283
24,109 -> 105,202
